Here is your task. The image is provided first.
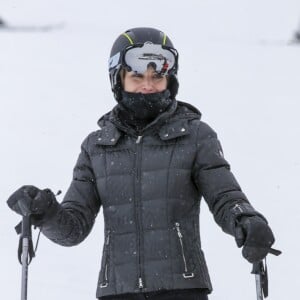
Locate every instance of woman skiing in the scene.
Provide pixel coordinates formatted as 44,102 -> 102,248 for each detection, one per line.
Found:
7,27 -> 275,300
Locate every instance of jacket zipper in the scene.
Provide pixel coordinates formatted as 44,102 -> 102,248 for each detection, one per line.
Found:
100,230 -> 111,288
136,135 -> 144,289
175,222 -> 194,279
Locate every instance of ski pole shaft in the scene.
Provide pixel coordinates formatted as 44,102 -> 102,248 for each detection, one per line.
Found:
252,261 -> 265,300
21,237 -> 29,300
255,273 -> 263,300
20,216 -> 32,300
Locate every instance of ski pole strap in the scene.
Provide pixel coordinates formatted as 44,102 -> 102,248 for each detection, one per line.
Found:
18,237 -> 35,265
15,221 -> 22,235
250,247 -> 282,299
16,217 -> 35,265
252,259 -> 268,298
250,248 -> 281,299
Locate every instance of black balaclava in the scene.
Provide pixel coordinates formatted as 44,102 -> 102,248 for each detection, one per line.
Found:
117,89 -> 173,132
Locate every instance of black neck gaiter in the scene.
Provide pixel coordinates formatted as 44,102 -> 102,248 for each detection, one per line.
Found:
117,90 -> 173,131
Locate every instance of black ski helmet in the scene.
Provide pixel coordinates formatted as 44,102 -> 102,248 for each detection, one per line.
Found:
109,27 -> 179,101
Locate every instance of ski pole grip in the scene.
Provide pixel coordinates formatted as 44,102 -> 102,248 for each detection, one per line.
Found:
21,216 -> 32,239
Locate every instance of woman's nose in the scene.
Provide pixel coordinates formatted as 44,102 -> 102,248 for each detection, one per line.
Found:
141,79 -> 154,93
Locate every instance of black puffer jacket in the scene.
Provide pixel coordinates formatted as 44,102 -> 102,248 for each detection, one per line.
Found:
41,100 -> 262,298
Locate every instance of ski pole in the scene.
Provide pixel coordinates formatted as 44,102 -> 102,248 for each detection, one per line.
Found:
14,190 -> 60,299
251,248 -> 281,300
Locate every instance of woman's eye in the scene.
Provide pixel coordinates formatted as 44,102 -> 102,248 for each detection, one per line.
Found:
153,73 -> 163,79
132,73 -> 143,78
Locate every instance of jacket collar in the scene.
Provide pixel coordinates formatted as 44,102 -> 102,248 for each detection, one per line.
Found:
95,121 -> 121,146
158,101 -> 201,140
96,101 -> 201,145
158,119 -> 190,140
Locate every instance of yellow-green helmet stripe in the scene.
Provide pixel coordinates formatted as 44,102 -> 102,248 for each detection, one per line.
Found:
162,33 -> 167,45
122,33 -> 134,45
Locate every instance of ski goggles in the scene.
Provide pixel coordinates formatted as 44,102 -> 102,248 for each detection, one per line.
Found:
109,42 -> 178,75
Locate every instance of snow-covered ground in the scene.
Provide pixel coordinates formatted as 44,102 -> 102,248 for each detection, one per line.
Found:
1,0 -> 299,299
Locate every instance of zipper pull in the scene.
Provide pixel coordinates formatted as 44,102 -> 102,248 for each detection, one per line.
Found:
233,204 -> 243,213
136,136 -> 143,144
105,230 -> 110,245
175,222 -> 182,238
138,277 -> 144,289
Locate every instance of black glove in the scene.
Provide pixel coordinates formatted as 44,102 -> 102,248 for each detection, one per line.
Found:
235,215 -> 275,263
7,185 -> 57,222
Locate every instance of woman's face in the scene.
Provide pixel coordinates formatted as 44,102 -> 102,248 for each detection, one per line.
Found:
123,68 -> 167,94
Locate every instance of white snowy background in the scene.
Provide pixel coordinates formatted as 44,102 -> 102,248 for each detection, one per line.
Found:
1,0 -> 299,299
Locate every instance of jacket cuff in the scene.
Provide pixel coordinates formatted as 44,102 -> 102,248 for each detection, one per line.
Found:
227,202 -> 267,235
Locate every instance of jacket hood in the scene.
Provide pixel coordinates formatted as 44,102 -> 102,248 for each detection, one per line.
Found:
170,100 -> 202,121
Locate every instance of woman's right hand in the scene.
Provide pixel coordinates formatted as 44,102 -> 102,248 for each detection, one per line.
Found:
7,185 -> 56,217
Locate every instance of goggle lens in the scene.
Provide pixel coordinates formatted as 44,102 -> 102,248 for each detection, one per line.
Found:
123,43 -> 176,75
